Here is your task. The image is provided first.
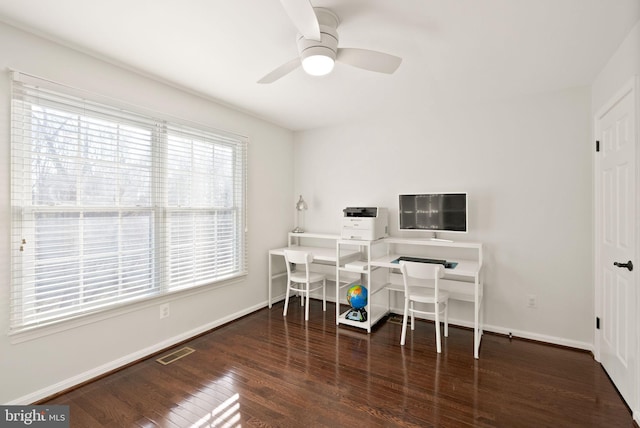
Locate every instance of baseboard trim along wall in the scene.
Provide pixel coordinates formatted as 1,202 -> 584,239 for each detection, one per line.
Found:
271,293 -> 593,353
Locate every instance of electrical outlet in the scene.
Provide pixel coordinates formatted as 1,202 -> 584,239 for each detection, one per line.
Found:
159,303 -> 170,319
527,294 -> 537,308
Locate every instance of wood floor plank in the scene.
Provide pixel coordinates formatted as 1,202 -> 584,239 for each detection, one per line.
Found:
42,300 -> 635,427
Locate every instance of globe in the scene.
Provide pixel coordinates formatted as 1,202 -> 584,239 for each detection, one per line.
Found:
346,285 -> 368,309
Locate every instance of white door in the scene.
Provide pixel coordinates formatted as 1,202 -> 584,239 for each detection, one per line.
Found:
595,77 -> 637,411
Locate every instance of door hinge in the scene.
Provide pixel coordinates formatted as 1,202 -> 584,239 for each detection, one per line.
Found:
596,317 -> 600,330
596,140 -> 600,152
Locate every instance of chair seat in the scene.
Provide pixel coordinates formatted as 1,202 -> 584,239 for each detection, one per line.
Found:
407,286 -> 449,303
289,271 -> 326,284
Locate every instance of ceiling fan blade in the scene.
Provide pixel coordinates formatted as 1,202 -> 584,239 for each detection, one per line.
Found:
279,0 -> 321,41
257,58 -> 302,84
336,48 -> 402,74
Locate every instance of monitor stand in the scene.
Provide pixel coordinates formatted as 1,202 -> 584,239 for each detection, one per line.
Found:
431,232 -> 453,243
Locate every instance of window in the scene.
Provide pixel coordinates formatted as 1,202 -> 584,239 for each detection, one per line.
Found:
10,72 -> 248,333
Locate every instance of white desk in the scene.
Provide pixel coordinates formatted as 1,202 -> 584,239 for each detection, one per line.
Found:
370,238 -> 484,359
268,233 -> 360,308
268,234 -> 485,359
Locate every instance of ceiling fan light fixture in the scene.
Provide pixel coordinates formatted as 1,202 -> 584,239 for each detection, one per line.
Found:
301,53 -> 335,76
297,22 -> 338,77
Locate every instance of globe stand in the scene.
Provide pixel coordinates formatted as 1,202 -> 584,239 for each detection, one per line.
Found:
345,308 -> 367,322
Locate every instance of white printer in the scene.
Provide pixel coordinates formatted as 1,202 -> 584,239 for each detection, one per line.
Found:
341,207 -> 389,240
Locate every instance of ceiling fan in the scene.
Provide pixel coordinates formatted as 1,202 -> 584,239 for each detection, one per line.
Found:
258,0 -> 402,84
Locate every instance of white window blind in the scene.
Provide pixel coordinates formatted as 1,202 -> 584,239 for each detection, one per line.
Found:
10,72 -> 248,333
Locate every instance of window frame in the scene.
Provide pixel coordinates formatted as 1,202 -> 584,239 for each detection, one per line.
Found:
9,71 -> 248,335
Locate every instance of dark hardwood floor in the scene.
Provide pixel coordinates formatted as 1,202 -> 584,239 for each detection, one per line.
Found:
43,299 -> 635,427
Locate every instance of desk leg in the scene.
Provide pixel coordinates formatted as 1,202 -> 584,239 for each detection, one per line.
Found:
268,253 -> 273,309
336,271 -> 340,325
474,273 -> 480,359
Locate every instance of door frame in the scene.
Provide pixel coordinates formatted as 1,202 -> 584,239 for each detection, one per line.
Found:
593,75 -> 640,422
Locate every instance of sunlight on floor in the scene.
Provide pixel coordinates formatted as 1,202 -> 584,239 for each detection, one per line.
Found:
191,392 -> 241,428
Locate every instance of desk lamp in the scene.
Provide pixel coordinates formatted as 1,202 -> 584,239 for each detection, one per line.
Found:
292,195 -> 307,233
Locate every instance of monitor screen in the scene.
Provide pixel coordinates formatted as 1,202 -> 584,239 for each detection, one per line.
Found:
399,193 -> 468,233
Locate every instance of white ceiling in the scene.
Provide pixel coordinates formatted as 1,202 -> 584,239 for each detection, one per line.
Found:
0,0 -> 638,131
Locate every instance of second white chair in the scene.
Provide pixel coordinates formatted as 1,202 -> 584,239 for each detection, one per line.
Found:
399,261 -> 449,353
283,250 -> 327,321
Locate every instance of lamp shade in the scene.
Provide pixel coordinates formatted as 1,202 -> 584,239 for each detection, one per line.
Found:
295,195 -> 308,211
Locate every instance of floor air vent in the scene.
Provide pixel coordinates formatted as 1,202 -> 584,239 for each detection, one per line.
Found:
387,313 -> 412,326
156,347 -> 195,365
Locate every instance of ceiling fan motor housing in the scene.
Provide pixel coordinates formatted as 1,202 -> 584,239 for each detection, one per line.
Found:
296,8 -> 339,62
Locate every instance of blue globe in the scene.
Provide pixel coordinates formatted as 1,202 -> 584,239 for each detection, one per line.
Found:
347,285 -> 368,309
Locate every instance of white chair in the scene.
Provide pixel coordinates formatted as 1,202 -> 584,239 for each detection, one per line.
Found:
399,261 -> 449,353
283,250 -> 327,321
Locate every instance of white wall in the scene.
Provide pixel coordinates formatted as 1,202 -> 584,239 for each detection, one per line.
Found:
0,22 -> 294,404
294,86 -> 593,348
592,20 -> 640,113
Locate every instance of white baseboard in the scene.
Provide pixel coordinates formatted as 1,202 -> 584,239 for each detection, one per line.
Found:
384,307 -> 593,352
7,302 -> 265,405
478,321 -> 593,352
281,292 -> 594,352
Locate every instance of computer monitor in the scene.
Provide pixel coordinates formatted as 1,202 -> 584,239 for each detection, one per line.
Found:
398,193 -> 468,233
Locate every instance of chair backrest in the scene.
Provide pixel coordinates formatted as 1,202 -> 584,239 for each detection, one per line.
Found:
284,250 -> 314,280
399,261 -> 444,297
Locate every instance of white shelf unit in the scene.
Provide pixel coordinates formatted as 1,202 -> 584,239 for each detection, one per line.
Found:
370,237 -> 484,358
335,239 -> 389,333
288,232 -> 340,247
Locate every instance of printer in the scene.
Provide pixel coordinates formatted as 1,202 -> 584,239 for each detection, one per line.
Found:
341,207 -> 389,240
